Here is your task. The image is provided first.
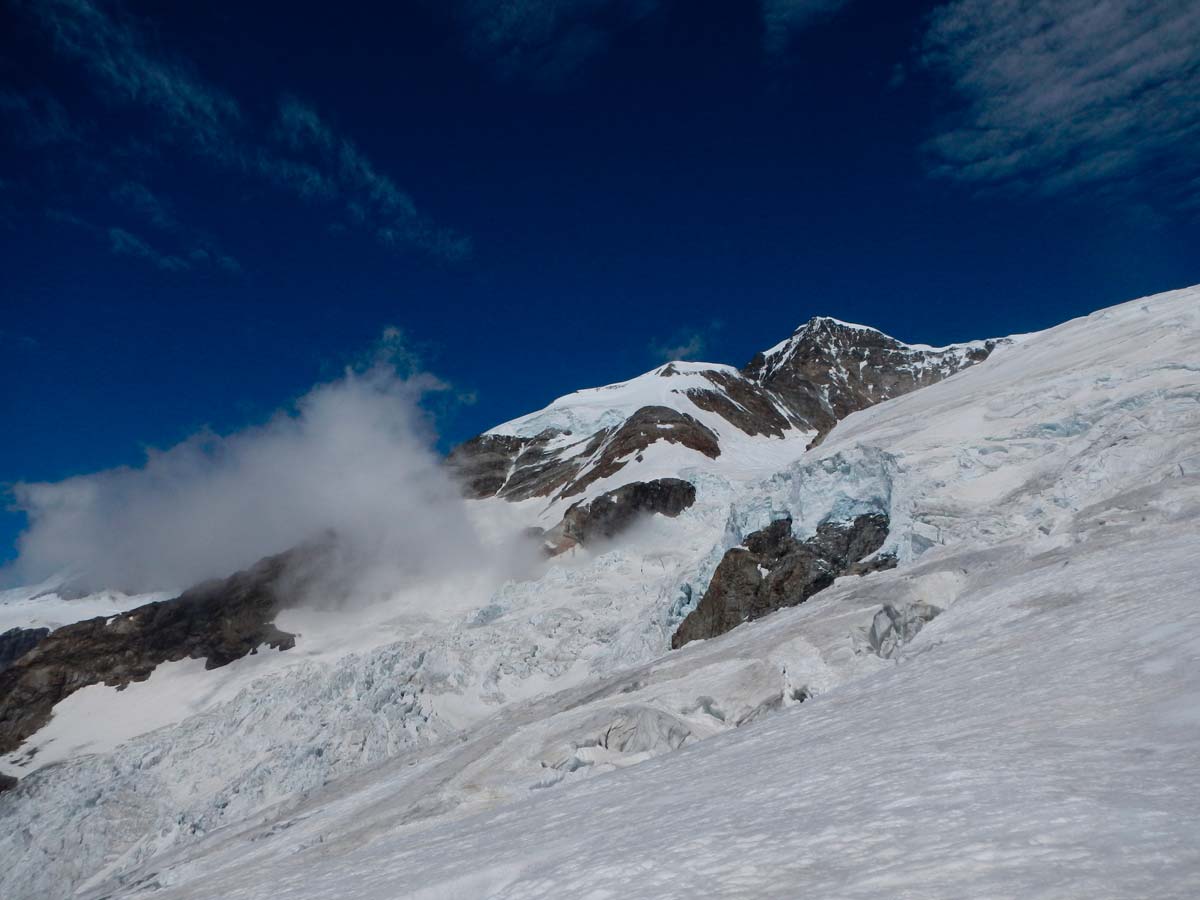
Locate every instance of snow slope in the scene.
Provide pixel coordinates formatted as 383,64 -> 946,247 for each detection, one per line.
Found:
0,582 -> 171,634
486,361 -> 748,439
2,285 -> 1199,898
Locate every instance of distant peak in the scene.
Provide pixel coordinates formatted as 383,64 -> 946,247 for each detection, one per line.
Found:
799,316 -> 882,335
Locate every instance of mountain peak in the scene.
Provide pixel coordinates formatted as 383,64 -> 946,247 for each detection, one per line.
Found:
449,313 -> 1007,512
799,315 -> 883,334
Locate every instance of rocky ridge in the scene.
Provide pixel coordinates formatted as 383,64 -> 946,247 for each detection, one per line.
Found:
449,319 -> 1002,504
0,546 -> 306,755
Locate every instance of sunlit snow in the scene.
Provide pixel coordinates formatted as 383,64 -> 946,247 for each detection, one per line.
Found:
1,286 -> 1198,899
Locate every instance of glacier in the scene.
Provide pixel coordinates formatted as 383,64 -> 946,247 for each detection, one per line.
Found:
0,285 -> 1198,898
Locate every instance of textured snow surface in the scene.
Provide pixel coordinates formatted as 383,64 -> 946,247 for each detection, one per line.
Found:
1,285 -> 1199,898
94,522 -> 1200,900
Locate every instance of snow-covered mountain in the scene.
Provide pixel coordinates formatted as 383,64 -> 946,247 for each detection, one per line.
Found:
448,317 -> 1003,509
1,287 -> 1198,899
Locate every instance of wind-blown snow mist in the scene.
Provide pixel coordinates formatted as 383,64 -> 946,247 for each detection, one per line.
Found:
7,351 -> 504,596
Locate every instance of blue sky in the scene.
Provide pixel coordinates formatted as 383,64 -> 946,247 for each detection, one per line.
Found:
3,0 -> 1199,566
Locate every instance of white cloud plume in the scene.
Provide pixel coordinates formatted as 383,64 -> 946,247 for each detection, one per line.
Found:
649,319 -> 723,363
921,0 -> 1200,211
650,330 -> 707,363
5,339 -> 519,596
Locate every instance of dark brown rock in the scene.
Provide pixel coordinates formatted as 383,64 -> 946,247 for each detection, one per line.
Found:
743,318 -> 1001,441
503,430 -> 607,500
445,432 -> 529,498
0,545 -> 313,755
684,369 -> 800,438
544,478 -> 697,555
559,407 -> 718,498
0,627 -> 50,673
672,513 -> 890,648
446,428 -> 611,502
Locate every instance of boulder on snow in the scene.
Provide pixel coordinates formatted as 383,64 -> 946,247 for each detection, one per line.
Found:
543,478 -> 697,555
672,513 -> 891,649
867,602 -> 942,658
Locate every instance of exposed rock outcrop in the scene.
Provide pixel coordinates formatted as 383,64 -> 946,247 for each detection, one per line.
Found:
672,513 -> 890,648
445,432 -> 531,498
562,407 -> 718,498
449,318 -> 1003,503
449,409 -> 718,504
0,546 -> 308,755
743,317 -> 1001,440
543,478 -> 697,555
0,627 -> 49,674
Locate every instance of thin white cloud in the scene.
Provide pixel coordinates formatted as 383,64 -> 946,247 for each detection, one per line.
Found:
449,0 -> 661,85
111,181 -> 177,231
15,0 -> 469,261
921,0 -> 1200,211
32,0 -> 241,154
445,0 -> 855,76
43,205 -> 238,274
0,88 -> 81,146
761,0 -> 853,54
0,330 -> 40,351
110,180 -> 243,272
649,320 -> 723,363
107,226 -> 190,272
274,98 -> 471,261
650,331 -> 706,363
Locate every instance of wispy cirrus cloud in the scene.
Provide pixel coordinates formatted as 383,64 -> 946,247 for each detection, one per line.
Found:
761,0 -> 853,54
46,206 -> 239,274
106,226 -> 189,272
447,0 -> 662,86
920,0 -> 1200,213
445,0 -> 854,81
0,88 -> 81,146
0,329 -> 40,352
273,98 -> 471,261
29,0 -> 240,154
111,181 -> 177,232
110,180 -> 243,272
6,0 -> 469,264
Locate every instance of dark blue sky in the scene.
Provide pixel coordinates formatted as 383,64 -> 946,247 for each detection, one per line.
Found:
3,0 -> 1198,563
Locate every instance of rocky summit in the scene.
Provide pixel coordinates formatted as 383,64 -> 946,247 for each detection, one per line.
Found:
449,318 -> 1003,504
